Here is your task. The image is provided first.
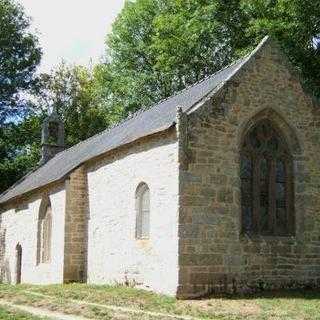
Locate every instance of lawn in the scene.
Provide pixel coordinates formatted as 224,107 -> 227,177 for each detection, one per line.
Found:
1,284 -> 320,319
0,305 -> 47,320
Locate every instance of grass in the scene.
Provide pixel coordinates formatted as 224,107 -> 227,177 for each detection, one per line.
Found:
1,284 -> 320,319
0,305 -> 48,320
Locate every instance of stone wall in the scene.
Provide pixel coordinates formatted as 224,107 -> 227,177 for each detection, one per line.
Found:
177,40 -> 320,298
86,129 -> 180,296
64,165 -> 89,283
0,185 -> 66,285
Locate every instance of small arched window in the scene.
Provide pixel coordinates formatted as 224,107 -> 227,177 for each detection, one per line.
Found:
135,183 -> 150,239
37,197 -> 52,264
240,120 -> 294,236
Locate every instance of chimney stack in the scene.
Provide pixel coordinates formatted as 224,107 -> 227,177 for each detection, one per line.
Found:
40,109 -> 65,164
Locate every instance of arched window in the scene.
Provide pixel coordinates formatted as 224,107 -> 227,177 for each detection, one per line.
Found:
135,183 -> 150,239
240,119 -> 294,236
37,197 -> 52,264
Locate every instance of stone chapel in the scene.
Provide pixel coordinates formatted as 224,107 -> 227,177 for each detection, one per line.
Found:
0,37 -> 320,298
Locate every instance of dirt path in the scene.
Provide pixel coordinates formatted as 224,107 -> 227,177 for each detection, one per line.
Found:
24,290 -> 202,320
0,299 -> 91,320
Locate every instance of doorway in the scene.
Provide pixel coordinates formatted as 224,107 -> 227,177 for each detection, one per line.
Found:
16,244 -> 22,284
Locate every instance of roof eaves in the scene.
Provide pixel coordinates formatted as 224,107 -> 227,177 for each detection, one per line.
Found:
0,123 -> 176,207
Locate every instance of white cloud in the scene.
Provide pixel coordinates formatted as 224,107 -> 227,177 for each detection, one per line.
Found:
19,0 -> 125,72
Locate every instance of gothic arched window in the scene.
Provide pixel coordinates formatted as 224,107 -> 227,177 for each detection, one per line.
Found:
240,120 -> 294,236
37,197 -> 52,264
135,183 -> 150,239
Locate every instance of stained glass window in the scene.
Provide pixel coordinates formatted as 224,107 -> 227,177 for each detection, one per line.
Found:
259,158 -> 269,233
240,120 -> 294,236
240,156 -> 253,232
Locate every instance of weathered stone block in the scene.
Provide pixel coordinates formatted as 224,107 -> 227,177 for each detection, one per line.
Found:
180,254 -> 223,266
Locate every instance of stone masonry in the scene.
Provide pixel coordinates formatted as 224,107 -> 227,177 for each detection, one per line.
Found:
177,39 -> 320,298
64,165 -> 89,283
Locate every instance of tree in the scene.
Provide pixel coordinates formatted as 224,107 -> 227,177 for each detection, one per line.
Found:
97,0 -> 320,119
0,63 -> 111,194
99,0 -> 247,118
34,62 -> 110,146
0,116 -> 42,193
0,0 -> 41,124
241,0 -> 320,99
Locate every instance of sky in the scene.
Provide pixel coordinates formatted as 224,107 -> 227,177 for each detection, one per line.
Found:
19,0 -> 125,72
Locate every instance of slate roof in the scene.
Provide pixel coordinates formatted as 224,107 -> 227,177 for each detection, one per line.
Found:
0,37 -> 269,205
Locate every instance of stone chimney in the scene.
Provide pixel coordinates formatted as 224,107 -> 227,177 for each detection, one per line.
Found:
40,109 -> 65,164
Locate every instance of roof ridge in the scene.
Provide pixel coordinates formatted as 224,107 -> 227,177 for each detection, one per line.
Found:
55,105 -> 153,159
148,59 -> 243,109
185,36 -> 271,116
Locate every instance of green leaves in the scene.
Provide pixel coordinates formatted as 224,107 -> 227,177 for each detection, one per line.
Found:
99,0 -> 247,118
97,0 -> 320,121
34,63 -> 111,146
0,0 -> 41,124
0,63 -> 111,193
0,116 -> 42,193
241,0 -> 320,98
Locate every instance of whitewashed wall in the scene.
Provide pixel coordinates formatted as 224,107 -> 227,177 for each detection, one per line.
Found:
0,186 -> 66,284
87,131 -> 179,296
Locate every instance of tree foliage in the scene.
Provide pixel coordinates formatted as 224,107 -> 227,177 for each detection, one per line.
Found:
101,0 -> 248,117
0,0 -> 41,123
0,116 -> 42,193
0,63 -> 108,193
97,0 -> 320,120
35,63 -> 110,145
241,0 -> 320,99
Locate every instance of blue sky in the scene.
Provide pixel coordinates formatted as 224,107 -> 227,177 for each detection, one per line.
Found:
19,0 -> 125,72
